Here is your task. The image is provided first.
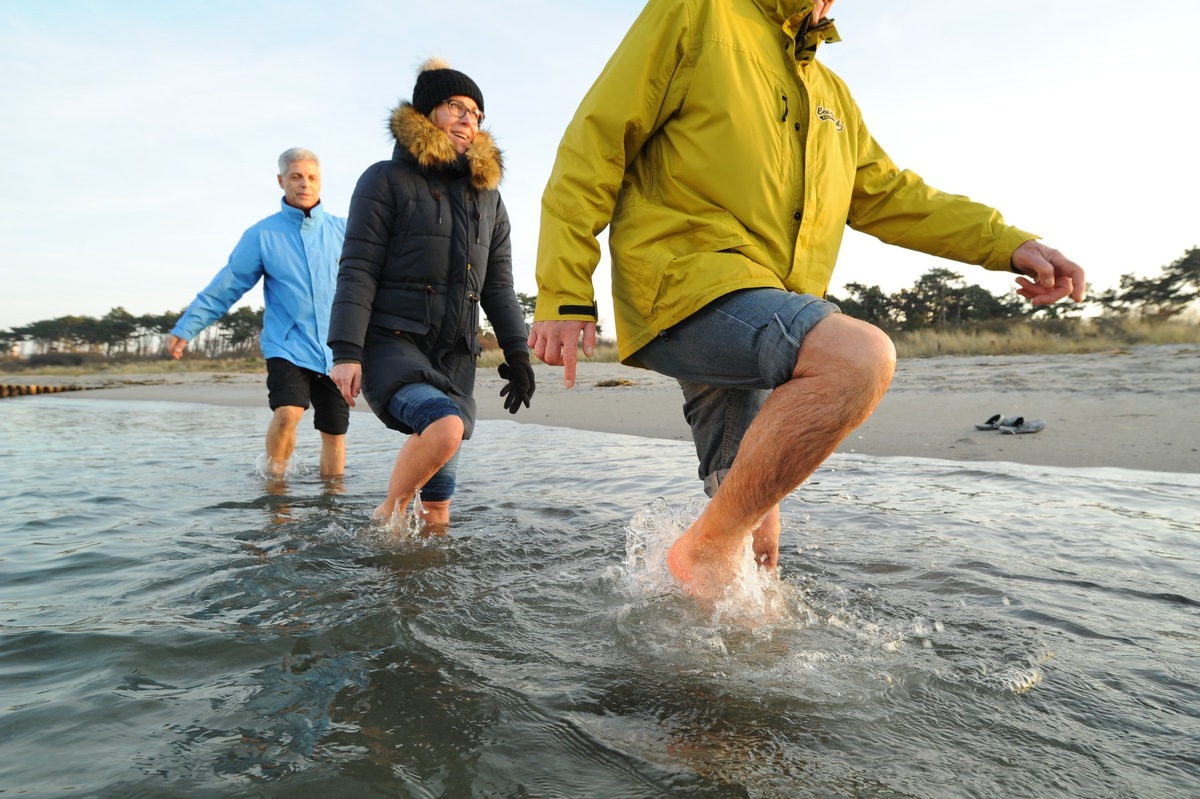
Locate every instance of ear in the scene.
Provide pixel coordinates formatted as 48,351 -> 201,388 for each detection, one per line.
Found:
277,174 -> 285,189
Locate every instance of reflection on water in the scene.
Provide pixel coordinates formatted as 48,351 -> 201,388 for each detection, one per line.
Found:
1,396 -> 1198,798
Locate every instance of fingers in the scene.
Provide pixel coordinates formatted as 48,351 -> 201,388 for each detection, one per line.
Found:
1011,240 -> 1055,288
529,324 -> 561,367
499,384 -> 530,413
1048,250 -> 1087,302
529,321 -> 589,388
582,322 -> 597,358
330,364 -> 361,408
1016,273 -> 1076,307
563,343 -> 578,389
1012,240 -> 1087,306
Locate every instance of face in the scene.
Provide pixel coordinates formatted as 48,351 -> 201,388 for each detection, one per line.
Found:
277,159 -> 321,211
432,95 -> 482,154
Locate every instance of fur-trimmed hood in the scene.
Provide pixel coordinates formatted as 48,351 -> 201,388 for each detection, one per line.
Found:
389,102 -> 503,191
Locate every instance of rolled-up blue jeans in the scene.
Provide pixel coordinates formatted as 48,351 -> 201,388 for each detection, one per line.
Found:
634,289 -> 839,496
386,382 -> 462,502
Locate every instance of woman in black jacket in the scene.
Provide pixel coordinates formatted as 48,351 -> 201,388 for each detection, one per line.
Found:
329,58 -> 533,530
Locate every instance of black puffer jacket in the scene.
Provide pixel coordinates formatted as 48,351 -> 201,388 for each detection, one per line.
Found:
328,103 -> 528,438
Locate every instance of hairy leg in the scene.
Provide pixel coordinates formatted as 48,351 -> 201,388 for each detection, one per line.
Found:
319,432 -> 346,476
374,416 -> 464,523
265,406 -> 305,477
668,315 -> 895,599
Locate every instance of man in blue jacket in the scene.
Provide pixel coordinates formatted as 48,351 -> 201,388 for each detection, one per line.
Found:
169,148 -> 349,478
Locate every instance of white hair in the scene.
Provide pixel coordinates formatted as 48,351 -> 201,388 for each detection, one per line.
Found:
277,147 -> 319,175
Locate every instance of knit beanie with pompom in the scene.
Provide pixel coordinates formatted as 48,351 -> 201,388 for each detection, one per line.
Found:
411,57 -> 484,116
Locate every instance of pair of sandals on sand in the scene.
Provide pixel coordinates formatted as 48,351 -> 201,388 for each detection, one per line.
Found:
975,414 -> 1045,435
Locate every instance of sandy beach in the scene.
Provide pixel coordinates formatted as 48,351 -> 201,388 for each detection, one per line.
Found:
7,343 -> 1198,474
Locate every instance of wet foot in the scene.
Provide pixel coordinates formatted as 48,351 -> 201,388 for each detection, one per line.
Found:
415,520 -> 451,538
666,523 -> 748,603
371,500 -> 406,527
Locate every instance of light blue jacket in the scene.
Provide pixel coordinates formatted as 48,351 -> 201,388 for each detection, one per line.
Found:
173,199 -> 347,374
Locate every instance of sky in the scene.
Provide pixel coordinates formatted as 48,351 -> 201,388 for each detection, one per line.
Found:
2,0 -> 1198,334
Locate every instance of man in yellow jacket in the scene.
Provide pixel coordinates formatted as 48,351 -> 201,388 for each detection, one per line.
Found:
529,0 -> 1086,601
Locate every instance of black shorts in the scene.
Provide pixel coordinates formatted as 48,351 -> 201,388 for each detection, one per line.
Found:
265,358 -> 350,436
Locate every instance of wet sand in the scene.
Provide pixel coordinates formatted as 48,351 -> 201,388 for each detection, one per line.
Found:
9,344 -> 1198,473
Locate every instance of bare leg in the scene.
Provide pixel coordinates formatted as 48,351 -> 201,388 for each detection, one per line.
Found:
373,416 -> 464,523
265,406 -> 305,477
319,432 -> 346,476
418,499 -> 452,525
412,498 -> 452,537
668,314 -> 896,600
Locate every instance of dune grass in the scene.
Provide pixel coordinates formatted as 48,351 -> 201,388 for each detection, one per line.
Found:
891,317 -> 1200,358
5,319 -> 1196,376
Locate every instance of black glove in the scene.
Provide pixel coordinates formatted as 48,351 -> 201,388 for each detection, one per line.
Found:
498,352 -> 535,414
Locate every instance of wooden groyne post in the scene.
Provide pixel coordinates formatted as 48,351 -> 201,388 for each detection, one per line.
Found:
0,384 -> 93,399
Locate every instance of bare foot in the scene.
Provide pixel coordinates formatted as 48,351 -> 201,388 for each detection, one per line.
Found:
372,498 -> 406,526
666,522 -> 749,603
416,520 -> 451,538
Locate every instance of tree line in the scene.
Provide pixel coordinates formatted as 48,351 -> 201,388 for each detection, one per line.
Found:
830,247 -> 1198,331
3,306 -> 263,361
4,248 -> 1196,360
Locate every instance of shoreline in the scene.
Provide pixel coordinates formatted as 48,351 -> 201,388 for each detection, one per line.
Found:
7,344 -> 1199,474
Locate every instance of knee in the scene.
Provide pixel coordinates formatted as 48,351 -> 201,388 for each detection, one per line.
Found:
272,405 -> 305,427
795,315 -> 896,388
854,321 -> 897,378
421,415 -> 464,458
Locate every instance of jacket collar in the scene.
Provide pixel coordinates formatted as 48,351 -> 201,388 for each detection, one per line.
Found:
752,0 -> 841,65
279,197 -> 326,221
389,102 -> 503,191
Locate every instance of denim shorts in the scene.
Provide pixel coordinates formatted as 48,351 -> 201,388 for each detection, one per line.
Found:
387,382 -> 462,502
265,358 -> 350,435
634,289 -> 838,495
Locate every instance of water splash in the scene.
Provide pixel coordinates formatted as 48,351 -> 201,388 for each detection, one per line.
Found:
617,498 -> 806,630
360,496 -> 448,548
253,452 -> 313,479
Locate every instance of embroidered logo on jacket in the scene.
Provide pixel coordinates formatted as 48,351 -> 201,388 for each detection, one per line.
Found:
816,105 -> 844,132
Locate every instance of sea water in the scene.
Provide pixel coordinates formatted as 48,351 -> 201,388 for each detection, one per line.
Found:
1,396 -> 1197,798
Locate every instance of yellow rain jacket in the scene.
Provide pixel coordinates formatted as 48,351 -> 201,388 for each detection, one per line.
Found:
534,0 -> 1036,363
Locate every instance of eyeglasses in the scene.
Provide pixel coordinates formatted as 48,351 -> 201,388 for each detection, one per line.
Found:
441,99 -> 484,125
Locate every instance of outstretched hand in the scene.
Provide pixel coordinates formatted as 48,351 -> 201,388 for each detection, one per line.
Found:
498,352 -> 535,413
1011,240 -> 1086,306
528,320 -> 597,388
166,334 -> 187,360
